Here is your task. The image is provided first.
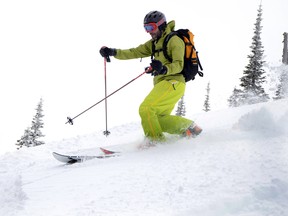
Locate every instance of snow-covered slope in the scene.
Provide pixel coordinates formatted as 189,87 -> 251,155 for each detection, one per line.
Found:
1,99 -> 288,216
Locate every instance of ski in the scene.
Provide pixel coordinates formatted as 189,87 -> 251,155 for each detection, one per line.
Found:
52,151 -> 120,164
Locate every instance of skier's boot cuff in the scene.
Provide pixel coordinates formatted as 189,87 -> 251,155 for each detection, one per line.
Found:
183,123 -> 202,138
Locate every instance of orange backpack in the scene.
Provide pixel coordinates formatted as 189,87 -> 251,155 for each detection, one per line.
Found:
152,29 -> 203,82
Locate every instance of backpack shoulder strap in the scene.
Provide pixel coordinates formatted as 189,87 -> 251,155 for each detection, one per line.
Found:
151,42 -> 155,60
151,41 -> 164,60
151,31 -> 178,62
162,31 -> 178,62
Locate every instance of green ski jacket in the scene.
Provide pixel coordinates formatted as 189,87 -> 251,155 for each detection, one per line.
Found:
114,21 -> 185,85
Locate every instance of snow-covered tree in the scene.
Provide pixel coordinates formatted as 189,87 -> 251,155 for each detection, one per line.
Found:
239,4 -> 269,104
175,96 -> 186,116
229,4 -> 269,106
16,98 -> 45,149
30,98 -> 45,146
15,127 -> 33,149
203,82 -> 211,112
274,65 -> 288,100
228,87 -> 244,107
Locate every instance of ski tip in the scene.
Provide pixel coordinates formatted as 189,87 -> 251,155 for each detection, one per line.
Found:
100,147 -> 118,155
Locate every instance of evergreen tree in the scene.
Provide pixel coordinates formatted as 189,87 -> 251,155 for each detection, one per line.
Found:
175,96 -> 186,116
15,127 -> 33,149
203,82 -> 211,112
228,87 -> 244,107
274,65 -> 288,100
228,85 -> 243,107
30,98 -> 45,146
239,4 -> 269,104
15,98 -> 45,149
229,4 -> 269,107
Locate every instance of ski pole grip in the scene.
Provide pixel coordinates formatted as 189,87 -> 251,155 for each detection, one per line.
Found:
106,56 -> 111,62
145,66 -> 152,73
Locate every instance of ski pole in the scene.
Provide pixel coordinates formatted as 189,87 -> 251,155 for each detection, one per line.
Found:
103,57 -> 110,136
66,67 -> 151,125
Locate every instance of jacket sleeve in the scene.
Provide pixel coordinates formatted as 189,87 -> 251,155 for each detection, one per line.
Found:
114,40 -> 152,60
165,36 -> 185,75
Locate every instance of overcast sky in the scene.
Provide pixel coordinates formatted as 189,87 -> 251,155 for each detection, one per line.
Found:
1,0 -> 287,154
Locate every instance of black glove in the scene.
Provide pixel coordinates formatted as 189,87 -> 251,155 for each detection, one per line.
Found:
146,60 -> 167,76
99,46 -> 117,58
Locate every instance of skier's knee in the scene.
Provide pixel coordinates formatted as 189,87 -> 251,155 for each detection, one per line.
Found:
139,103 -> 152,118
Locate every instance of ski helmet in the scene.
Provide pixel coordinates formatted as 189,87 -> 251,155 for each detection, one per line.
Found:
144,11 -> 167,31
144,11 -> 166,24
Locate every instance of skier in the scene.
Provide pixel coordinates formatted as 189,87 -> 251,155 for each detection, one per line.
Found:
100,10 -> 202,145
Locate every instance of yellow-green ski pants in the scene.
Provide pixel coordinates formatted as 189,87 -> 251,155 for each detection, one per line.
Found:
139,80 -> 193,141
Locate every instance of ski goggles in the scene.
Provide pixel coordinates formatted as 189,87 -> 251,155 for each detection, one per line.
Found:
144,23 -> 158,33
144,18 -> 165,33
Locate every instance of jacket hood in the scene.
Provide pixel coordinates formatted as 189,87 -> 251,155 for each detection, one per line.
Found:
164,20 -> 175,35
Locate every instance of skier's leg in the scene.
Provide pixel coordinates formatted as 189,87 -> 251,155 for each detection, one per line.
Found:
139,80 -> 191,140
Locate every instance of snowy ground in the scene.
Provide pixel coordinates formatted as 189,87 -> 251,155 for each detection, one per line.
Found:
1,99 -> 288,216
